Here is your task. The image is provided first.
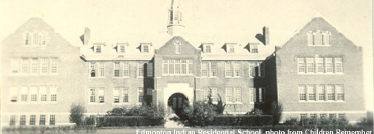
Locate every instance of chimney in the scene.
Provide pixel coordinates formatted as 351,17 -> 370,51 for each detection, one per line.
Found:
263,26 -> 269,45
84,27 -> 90,45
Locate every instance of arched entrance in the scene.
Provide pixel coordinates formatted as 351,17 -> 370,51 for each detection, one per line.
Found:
167,93 -> 189,117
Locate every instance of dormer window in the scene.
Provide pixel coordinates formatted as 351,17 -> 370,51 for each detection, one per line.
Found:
226,43 -> 236,53
25,31 -> 47,46
141,43 -> 151,53
93,43 -> 105,53
202,43 -> 213,53
117,43 -> 128,53
307,30 -> 330,46
250,44 -> 258,53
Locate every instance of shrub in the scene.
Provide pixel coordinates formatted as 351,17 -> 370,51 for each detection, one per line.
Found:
70,103 -> 85,126
96,116 -> 164,127
213,115 -> 273,126
85,116 -> 96,125
107,107 -> 127,116
186,101 -> 217,126
283,117 -> 298,126
207,87 -> 226,114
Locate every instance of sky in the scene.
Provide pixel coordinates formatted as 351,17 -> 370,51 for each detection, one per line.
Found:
0,0 -> 372,110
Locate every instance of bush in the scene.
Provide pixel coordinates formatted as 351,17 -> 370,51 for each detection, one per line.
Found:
213,115 -> 273,126
283,117 -> 349,127
207,87 -> 226,115
96,116 -> 164,127
70,103 -> 85,126
185,101 -> 217,126
85,116 -> 96,125
107,107 -> 127,116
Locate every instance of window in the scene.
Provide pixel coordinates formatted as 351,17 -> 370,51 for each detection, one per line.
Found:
250,45 -> 258,53
20,86 -> 28,102
306,58 -> 314,73
89,88 -> 95,103
320,113 -> 327,119
50,86 -> 57,102
98,88 -> 104,103
21,58 -> 29,74
11,58 -> 20,73
201,62 -> 208,77
30,86 -> 38,101
316,58 -> 324,73
50,58 -> 58,74
338,113 -> 346,120
20,115 -> 26,126
202,88 -> 209,101
113,88 -> 119,103
114,62 -> 120,77
336,85 -> 344,101
10,115 -> 16,126
39,115 -> 46,125
138,63 -> 144,77
325,58 -> 333,73
258,88 -> 265,102
322,31 -> 330,45
297,58 -> 305,73
310,113 -> 317,119
25,32 -> 46,46
227,44 -> 235,53
210,62 -> 217,77
260,63 -> 265,76
249,62 -> 257,76
31,58 -> 38,74
95,45 -> 102,53
29,115 -> 36,125
299,85 -> 306,101
314,31 -> 322,45
117,44 -> 126,53
123,88 -> 129,103
317,85 -> 325,101
249,88 -> 255,103
226,88 -> 233,103
234,62 -> 241,77
50,115 -> 55,125
162,59 -> 193,75
234,87 -> 241,103
300,114 -> 308,120
41,58 -> 49,74
90,62 -> 96,77
40,86 -> 47,101
204,44 -> 211,53
225,62 -> 232,77
308,85 -> 316,101
329,113 -> 336,120
141,44 -> 150,53
10,86 -> 18,102
307,31 -> 314,45
327,85 -> 335,101
335,58 -> 343,73
138,87 -> 143,103
211,87 -> 218,103
122,63 -> 130,77
99,62 -> 105,77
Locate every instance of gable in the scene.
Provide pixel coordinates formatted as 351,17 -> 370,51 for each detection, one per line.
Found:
1,17 -> 78,56
277,17 -> 361,55
156,36 -> 200,55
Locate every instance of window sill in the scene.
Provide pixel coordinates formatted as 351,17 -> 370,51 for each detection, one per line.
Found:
112,77 -> 131,79
89,77 -> 106,78
88,103 -> 106,105
225,77 -> 242,79
307,44 -> 331,46
226,102 -> 243,105
162,74 -> 194,76
201,76 -> 218,78
113,103 -> 130,105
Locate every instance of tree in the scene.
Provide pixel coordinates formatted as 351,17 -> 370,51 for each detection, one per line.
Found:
207,87 -> 226,114
70,103 -> 85,126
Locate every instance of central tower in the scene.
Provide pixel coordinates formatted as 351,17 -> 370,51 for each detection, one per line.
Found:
167,0 -> 184,36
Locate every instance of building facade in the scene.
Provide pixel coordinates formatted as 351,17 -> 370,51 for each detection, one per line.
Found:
1,18 -> 85,126
1,0 -> 366,127
268,16 -> 366,123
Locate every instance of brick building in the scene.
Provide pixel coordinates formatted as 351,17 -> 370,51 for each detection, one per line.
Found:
267,16 -> 366,123
1,1 -> 366,127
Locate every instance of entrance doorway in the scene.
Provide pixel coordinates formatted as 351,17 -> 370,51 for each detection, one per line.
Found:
167,93 -> 189,118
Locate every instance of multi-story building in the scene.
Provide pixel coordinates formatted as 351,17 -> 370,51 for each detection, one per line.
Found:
267,16 -> 366,123
1,18 -> 85,126
1,0 -> 365,127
